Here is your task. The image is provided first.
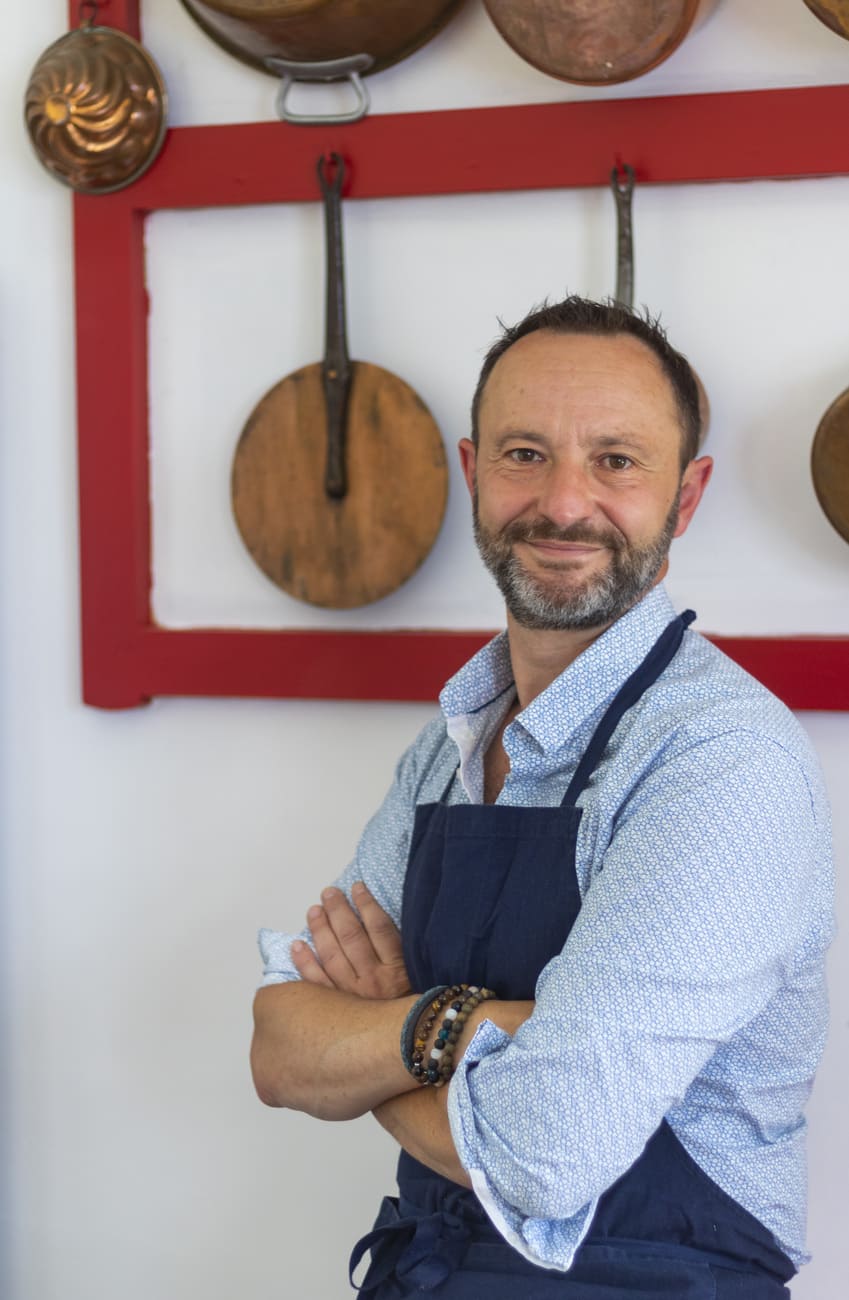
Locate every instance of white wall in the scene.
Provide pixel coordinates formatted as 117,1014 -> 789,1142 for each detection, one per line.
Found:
2,2 -> 847,1297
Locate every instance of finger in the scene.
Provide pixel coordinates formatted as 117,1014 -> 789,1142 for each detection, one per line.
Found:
319,888 -> 382,977
351,881 -> 404,966
307,902 -> 361,988
291,938 -> 335,988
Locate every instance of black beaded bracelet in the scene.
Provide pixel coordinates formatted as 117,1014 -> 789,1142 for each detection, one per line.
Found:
401,985 -> 467,1079
399,986 -> 449,1074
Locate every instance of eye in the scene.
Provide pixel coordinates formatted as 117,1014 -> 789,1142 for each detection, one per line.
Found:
601,454 -> 634,471
507,447 -> 544,464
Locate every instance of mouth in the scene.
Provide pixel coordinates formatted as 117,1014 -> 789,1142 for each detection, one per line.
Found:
520,539 -> 606,563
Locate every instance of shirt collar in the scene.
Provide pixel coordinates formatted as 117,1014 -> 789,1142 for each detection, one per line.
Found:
440,584 -> 681,754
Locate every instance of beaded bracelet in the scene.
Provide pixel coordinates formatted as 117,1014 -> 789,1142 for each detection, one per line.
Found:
429,987 -> 497,1086
400,985 -> 465,1078
410,985 -> 468,1081
419,985 -> 498,1088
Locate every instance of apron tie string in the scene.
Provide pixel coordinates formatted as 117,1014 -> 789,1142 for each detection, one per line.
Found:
349,1193 -> 473,1295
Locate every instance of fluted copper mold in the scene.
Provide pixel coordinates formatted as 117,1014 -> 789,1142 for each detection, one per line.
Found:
24,25 -> 167,195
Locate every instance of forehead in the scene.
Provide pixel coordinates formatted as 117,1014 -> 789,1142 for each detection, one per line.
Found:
478,330 -> 682,437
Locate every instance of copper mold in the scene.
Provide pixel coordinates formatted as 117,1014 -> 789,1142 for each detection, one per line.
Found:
24,25 -> 167,195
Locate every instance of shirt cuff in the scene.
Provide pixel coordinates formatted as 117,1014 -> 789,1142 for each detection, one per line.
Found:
257,927 -> 304,986
446,1018 -> 597,1272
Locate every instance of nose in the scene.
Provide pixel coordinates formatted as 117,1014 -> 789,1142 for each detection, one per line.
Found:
535,460 -> 597,527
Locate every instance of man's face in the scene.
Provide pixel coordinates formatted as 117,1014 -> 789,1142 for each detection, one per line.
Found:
459,330 -> 712,632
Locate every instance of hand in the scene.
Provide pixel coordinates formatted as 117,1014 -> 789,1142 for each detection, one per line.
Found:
292,881 -> 412,999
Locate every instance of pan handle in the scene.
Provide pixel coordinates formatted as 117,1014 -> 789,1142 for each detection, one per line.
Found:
267,55 -> 373,126
317,153 -> 352,500
610,164 -> 635,310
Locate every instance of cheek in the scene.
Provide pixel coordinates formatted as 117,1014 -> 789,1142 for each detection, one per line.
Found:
478,475 -> 536,522
600,485 -> 677,538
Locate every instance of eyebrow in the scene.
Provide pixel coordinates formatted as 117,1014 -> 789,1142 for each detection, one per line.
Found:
490,430 -> 650,454
489,430 -> 549,453
591,433 -> 650,452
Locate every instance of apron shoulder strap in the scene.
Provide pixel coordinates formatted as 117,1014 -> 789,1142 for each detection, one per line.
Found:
561,610 -> 696,808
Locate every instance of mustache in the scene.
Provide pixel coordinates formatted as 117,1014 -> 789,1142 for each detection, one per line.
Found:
499,518 -> 625,551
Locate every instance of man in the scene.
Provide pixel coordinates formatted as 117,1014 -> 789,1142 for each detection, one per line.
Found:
252,297 -> 833,1298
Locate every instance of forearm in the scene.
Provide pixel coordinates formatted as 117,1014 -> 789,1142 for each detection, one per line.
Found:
373,998 -> 535,1184
251,981 -> 419,1121
373,1088 -> 472,1187
253,873 -> 535,1155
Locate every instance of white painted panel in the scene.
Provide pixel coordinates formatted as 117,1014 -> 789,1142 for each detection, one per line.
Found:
149,177 -> 849,633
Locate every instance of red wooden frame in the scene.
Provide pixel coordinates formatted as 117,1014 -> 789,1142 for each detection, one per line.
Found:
72,1 -> 849,708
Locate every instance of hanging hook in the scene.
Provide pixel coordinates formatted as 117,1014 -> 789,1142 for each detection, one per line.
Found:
79,1 -> 100,29
610,161 -> 635,197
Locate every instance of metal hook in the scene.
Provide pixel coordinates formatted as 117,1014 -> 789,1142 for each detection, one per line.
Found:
79,0 -> 100,29
610,162 -> 635,196
317,152 -> 345,197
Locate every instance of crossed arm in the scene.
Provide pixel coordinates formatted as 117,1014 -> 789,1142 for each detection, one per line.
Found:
251,727 -> 821,1251
250,881 -> 532,1184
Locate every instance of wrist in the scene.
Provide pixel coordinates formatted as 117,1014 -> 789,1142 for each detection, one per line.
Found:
404,985 -> 498,1088
450,996 -> 499,1062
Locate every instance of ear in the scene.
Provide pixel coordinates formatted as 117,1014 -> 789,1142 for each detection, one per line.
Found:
673,455 -> 713,538
458,437 -> 477,501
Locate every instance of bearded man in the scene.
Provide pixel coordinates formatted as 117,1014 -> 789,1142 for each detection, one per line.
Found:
251,297 -> 833,1299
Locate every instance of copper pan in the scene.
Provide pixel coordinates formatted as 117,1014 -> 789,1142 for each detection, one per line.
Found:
484,0 -> 718,87
178,0 -> 465,77
811,390 -> 849,545
230,155 -> 448,608
801,1 -> 849,40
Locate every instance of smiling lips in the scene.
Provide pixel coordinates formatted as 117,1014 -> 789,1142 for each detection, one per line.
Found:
525,540 -> 602,560
503,519 -> 625,561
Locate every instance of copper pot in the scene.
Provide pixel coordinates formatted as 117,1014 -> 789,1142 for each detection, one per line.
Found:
483,0 -> 718,86
178,0 -> 465,77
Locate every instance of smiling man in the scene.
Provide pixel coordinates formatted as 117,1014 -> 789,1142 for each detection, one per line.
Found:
466,326 -> 696,633
252,298 -> 833,1299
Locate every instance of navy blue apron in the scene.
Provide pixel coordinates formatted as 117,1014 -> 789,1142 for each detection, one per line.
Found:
350,613 -> 795,1298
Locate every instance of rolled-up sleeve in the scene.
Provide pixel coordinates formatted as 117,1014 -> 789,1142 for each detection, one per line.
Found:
447,731 -> 826,1269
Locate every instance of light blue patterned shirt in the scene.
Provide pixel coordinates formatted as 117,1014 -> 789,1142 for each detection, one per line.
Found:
259,584 -> 834,1273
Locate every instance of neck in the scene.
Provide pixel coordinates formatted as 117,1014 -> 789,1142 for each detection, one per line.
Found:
506,614 -> 610,708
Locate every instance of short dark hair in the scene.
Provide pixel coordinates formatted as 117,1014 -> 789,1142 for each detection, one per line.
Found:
470,296 -> 702,470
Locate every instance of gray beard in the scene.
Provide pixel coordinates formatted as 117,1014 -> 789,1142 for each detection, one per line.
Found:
473,491 -> 680,631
